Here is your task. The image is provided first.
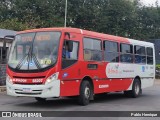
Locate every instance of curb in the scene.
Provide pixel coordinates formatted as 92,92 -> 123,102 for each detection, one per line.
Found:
0,86 -> 6,92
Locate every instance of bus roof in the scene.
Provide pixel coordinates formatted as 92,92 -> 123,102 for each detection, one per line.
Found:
17,27 -> 154,47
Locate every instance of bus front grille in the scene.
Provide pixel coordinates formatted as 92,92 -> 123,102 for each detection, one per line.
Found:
15,92 -> 42,95
14,83 -> 43,85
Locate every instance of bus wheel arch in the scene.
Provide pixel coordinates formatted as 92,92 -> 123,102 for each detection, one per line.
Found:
78,76 -> 94,105
124,76 -> 142,98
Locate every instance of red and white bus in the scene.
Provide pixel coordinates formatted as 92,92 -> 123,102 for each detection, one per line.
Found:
6,28 -> 155,105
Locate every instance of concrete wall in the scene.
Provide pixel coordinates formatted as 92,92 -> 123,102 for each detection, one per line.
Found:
0,64 -> 6,86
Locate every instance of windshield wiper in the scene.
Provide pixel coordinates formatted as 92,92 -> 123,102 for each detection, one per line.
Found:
15,54 -> 41,70
32,54 -> 41,69
15,54 -> 28,70
26,33 -> 41,70
27,34 -> 36,70
25,33 -> 41,70
15,33 -> 41,70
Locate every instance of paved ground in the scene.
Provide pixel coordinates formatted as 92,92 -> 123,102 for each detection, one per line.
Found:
0,80 -> 160,120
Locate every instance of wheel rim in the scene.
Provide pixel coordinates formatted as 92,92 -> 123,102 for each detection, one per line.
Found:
135,83 -> 140,95
84,86 -> 90,99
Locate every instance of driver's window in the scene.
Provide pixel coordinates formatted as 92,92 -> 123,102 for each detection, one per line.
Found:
62,41 -> 78,60
62,40 -> 79,69
62,41 -> 71,59
70,42 -> 78,59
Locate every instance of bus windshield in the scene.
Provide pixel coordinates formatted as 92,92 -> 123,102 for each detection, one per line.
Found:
8,31 -> 61,71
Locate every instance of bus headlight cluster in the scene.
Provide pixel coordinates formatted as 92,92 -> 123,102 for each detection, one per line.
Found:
45,72 -> 59,84
6,74 -> 13,84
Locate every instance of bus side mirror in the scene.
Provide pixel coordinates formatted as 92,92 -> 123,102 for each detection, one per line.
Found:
65,32 -> 70,39
68,41 -> 73,52
64,32 -> 72,52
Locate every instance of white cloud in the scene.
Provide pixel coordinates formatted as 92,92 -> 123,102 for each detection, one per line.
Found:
140,0 -> 160,6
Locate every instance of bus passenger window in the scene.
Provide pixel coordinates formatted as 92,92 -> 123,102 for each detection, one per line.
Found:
120,43 -> 133,63
147,47 -> 153,65
83,38 -> 102,61
134,45 -> 146,64
104,40 -> 119,62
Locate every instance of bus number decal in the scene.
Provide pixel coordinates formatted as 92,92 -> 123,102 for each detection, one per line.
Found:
40,59 -> 52,65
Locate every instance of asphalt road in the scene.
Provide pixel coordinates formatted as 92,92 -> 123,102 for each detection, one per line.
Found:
0,80 -> 160,120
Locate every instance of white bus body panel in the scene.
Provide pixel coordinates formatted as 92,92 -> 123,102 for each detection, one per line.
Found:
7,80 -> 60,98
106,38 -> 155,90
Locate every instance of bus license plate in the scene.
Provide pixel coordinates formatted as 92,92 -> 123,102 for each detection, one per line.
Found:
23,88 -> 32,92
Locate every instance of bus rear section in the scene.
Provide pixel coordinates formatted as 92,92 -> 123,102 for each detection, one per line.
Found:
6,28 -> 155,105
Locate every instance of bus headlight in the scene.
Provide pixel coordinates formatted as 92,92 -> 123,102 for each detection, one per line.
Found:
45,72 -> 59,84
6,74 -> 13,84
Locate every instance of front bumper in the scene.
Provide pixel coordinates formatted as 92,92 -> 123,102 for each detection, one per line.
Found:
6,80 -> 60,98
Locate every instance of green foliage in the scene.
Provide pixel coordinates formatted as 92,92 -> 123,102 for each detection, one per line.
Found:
0,18 -> 32,31
156,64 -> 160,69
0,0 -> 160,40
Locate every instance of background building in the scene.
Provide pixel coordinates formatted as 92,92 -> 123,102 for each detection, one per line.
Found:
0,29 -> 16,85
149,39 -> 160,65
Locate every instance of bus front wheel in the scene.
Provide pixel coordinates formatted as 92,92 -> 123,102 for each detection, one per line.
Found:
78,80 -> 92,106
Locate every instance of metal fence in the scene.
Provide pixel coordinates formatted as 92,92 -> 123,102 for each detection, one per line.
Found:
0,64 -> 6,86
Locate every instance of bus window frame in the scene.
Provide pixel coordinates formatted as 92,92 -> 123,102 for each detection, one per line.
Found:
61,39 -> 80,69
146,47 -> 154,65
134,45 -> 146,65
103,40 -> 119,63
120,43 -> 133,63
83,37 -> 103,62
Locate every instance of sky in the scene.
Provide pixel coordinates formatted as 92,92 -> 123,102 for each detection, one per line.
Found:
141,0 -> 160,6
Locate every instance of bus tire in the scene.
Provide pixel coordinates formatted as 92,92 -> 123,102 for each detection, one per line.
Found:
131,78 -> 141,98
78,80 -> 92,106
35,97 -> 46,102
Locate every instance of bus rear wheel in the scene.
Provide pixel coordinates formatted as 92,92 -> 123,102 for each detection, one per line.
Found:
131,79 -> 141,98
78,81 -> 92,106
124,78 -> 141,98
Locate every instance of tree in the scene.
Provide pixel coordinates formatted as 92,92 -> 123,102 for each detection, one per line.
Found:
0,0 -> 160,40
0,18 -> 31,31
